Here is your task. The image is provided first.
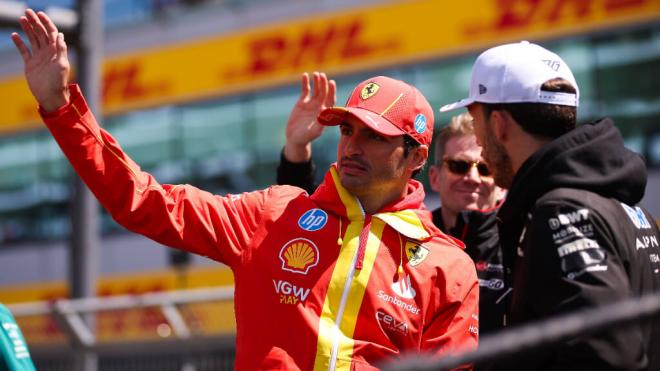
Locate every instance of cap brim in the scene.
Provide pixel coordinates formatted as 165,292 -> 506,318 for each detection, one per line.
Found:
318,107 -> 404,136
439,97 -> 474,112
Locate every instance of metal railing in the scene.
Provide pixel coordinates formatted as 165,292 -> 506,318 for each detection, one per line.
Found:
8,286 -> 660,370
381,292 -> 660,371
7,286 -> 237,367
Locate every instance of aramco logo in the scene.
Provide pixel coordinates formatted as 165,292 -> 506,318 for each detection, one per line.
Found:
279,238 -> 320,275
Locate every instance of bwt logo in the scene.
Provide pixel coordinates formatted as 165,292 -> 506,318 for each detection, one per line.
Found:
548,209 -> 589,230
298,208 -> 328,231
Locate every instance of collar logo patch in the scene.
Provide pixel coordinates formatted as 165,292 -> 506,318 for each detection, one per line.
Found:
405,243 -> 429,267
298,208 -> 328,231
360,82 -> 380,100
279,238 -> 320,275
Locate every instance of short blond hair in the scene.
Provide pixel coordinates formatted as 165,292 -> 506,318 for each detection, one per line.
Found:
433,112 -> 474,164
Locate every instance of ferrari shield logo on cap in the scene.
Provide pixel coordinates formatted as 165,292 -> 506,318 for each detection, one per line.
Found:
360,82 -> 380,100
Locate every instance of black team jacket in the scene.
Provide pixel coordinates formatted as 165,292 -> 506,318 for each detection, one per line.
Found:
493,118 -> 660,371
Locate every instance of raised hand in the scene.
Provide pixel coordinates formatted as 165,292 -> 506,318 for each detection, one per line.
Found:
283,72 -> 337,163
11,9 -> 71,112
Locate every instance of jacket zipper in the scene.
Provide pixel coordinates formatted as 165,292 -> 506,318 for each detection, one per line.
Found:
328,204 -> 367,371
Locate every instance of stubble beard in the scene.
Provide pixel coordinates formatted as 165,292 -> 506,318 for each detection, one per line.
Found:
483,129 -> 515,189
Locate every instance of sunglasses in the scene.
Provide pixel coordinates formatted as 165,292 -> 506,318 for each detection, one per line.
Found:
443,158 -> 492,177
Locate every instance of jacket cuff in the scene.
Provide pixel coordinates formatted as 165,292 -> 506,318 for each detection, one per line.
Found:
279,149 -> 314,169
39,84 -> 88,120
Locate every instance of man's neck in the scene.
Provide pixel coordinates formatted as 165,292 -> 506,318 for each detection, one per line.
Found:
441,207 -> 458,230
357,187 -> 407,215
508,129 -> 553,174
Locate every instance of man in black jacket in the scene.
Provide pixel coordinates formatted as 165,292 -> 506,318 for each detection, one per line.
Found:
428,113 -> 507,336
441,40 -> 660,371
277,72 -> 509,336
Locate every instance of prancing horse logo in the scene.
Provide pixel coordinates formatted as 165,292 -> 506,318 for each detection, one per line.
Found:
361,82 -> 380,100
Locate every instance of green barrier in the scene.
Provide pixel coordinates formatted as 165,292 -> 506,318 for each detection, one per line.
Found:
0,304 -> 35,371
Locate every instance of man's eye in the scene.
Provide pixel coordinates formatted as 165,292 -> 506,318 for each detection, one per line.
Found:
369,133 -> 385,141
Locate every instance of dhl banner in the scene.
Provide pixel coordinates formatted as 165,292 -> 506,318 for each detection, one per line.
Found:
0,267 -> 236,344
1,0 -> 659,132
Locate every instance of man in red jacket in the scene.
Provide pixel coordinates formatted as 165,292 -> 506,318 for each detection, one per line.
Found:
12,10 -> 478,370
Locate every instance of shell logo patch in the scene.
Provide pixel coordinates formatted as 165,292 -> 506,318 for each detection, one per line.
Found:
360,82 -> 380,100
279,238 -> 320,275
405,243 -> 429,267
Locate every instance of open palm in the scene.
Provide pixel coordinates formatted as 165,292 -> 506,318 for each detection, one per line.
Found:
284,72 -> 337,161
11,9 -> 71,112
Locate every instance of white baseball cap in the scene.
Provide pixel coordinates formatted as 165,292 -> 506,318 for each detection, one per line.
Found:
440,41 -> 579,112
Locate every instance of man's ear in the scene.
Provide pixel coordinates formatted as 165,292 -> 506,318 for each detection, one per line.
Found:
428,162 -> 441,192
410,145 -> 429,172
490,110 -> 512,142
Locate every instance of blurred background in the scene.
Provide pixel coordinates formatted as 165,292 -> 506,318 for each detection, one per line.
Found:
0,0 -> 659,370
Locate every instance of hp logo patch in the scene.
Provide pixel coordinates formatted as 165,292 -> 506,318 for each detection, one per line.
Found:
298,209 -> 328,231
414,114 -> 426,134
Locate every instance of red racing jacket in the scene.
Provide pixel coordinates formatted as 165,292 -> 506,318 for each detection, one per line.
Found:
41,85 -> 479,370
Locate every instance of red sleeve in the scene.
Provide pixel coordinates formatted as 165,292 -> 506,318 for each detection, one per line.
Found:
40,84 -> 302,267
421,248 -> 479,370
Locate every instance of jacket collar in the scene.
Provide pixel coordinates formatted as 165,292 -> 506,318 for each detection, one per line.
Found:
311,165 -> 435,241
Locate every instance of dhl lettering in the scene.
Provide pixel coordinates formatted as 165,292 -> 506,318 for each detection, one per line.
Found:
102,60 -> 169,105
225,18 -> 398,78
465,0 -> 651,35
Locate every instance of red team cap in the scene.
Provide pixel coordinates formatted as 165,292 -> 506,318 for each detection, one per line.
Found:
317,76 -> 434,146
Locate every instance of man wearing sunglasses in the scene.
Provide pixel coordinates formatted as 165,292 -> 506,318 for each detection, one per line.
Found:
441,41 -> 660,370
428,113 -> 508,338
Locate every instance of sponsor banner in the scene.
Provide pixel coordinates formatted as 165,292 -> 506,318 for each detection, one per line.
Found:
0,267 -> 235,345
1,0 -> 659,132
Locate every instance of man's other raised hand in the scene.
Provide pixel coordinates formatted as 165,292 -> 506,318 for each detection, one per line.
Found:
283,72 -> 337,163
